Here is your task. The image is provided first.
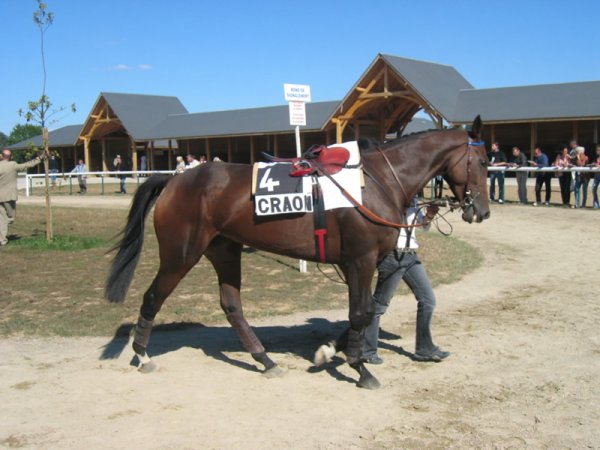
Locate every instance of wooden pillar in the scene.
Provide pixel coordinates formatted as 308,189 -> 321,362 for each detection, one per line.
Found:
101,140 -> 108,172
167,140 -> 173,170
150,141 -> 156,170
336,121 -> 343,144
530,122 -> 537,158
227,137 -> 233,162
83,137 -> 91,169
130,138 -> 138,174
594,120 -> 598,144
273,135 -> 279,157
205,138 -> 211,161
250,136 -> 255,164
491,124 -> 496,146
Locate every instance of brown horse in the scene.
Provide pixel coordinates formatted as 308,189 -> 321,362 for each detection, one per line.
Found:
105,116 -> 490,389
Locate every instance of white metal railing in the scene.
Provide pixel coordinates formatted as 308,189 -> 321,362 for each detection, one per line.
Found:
24,170 -> 175,196
22,167 -> 600,197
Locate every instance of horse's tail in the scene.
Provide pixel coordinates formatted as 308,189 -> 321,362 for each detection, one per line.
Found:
105,174 -> 171,303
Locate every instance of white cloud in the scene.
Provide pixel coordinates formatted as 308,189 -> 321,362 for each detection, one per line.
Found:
109,64 -> 131,71
138,64 -> 153,70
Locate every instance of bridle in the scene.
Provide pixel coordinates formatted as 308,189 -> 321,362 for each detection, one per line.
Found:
444,138 -> 486,212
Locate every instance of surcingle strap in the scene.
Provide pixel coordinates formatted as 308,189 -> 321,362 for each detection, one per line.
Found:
312,178 -> 328,263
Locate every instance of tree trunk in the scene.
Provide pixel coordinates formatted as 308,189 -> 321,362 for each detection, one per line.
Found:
43,127 -> 53,241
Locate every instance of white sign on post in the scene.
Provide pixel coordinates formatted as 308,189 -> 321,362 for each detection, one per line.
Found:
288,100 -> 306,126
284,83 -> 312,102
284,83 -> 311,273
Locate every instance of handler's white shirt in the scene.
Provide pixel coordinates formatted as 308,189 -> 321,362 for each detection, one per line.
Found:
397,206 -> 431,249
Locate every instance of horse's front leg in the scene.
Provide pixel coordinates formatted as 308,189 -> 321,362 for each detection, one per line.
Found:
344,256 -> 381,389
206,238 -> 284,378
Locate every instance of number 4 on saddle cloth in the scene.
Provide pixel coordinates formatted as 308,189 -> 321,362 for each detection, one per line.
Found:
252,142 -> 363,262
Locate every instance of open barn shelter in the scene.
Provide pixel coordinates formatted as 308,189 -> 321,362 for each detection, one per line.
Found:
10,53 -> 600,171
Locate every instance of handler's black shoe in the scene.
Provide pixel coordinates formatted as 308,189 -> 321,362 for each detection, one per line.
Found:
413,348 -> 450,363
362,355 -> 384,365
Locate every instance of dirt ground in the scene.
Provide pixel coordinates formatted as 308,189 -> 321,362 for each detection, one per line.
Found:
1,200 -> 599,449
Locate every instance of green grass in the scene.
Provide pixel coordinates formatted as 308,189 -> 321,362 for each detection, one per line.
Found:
9,234 -> 107,250
0,205 -> 483,337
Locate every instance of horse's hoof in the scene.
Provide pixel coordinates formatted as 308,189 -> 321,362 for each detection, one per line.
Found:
138,360 -> 158,373
313,343 -> 336,366
263,365 -> 286,378
357,375 -> 381,390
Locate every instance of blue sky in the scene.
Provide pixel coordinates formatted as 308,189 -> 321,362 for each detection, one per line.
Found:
1,0 -> 600,134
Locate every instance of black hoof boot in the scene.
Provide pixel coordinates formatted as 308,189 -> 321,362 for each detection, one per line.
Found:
351,362 -> 381,390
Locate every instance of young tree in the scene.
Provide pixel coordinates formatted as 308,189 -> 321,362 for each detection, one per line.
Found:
19,1 -> 75,241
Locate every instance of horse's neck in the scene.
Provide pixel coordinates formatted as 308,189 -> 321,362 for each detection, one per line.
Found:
384,132 -> 463,198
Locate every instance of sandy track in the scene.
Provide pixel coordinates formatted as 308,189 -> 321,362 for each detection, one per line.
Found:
1,203 -> 599,449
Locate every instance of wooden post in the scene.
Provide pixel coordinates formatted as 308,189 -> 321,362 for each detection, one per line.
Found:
150,141 -> 155,171
491,124 -> 496,147
273,135 -> 279,157
101,139 -> 108,172
83,137 -> 91,169
168,140 -> 173,170
530,122 -> 537,158
131,138 -> 138,174
227,137 -> 233,162
250,137 -> 255,164
336,121 -> 343,144
205,138 -> 211,161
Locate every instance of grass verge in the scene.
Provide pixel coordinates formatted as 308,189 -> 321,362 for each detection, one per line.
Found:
0,204 -> 482,337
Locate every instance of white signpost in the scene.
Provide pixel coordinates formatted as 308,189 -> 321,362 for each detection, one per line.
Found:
284,83 -> 311,272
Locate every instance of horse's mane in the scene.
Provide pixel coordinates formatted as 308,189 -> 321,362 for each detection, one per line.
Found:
357,128 -> 450,153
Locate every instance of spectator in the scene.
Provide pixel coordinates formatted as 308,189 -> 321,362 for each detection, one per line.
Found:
488,141 -> 508,203
554,146 -> 573,206
199,155 -> 207,164
213,156 -> 222,162
175,156 -> 186,173
49,154 -> 59,186
573,146 -> 589,208
70,159 -> 87,194
593,144 -> 600,209
511,147 -> 529,204
530,146 -> 551,206
140,154 -> 147,176
0,148 -> 45,246
185,154 -> 200,170
114,154 -> 126,194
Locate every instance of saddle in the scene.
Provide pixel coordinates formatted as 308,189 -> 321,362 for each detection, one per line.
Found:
262,145 -> 351,177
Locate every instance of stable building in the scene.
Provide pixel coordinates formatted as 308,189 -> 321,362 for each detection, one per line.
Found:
10,53 -> 600,171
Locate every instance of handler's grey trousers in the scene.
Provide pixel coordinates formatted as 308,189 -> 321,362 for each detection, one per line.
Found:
0,201 -> 16,246
363,249 -> 437,358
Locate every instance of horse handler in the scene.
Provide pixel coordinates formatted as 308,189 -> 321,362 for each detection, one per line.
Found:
0,149 -> 45,246
315,197 -> 450,366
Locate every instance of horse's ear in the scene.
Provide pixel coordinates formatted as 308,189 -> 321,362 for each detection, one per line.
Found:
469,115 -> 483,140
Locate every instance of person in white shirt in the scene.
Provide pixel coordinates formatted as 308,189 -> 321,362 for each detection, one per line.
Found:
315,197 -> 449,365
185,154 -> 200,170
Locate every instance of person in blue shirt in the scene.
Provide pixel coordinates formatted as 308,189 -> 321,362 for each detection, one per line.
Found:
70,159 -> 87,194
530,146 -> 551,206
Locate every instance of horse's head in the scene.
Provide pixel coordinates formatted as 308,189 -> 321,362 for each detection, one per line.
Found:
444,116 -> 490,223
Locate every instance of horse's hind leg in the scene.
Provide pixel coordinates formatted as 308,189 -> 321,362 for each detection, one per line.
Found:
205,237 -> 284,378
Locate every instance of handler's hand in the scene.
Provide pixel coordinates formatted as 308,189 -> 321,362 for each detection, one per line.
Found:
425,205 -> 439,219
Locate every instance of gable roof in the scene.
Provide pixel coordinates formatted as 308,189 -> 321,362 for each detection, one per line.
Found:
8,124 -> 83,150
79,92 -> 188,140
381,54 -> 474,120
142,101 -> 339,140
451,81 -> 600,123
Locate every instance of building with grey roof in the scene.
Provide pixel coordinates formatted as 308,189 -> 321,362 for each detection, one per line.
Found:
8,53 -> 600,172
